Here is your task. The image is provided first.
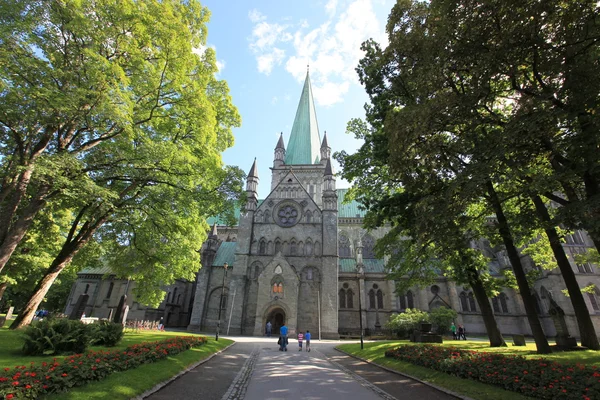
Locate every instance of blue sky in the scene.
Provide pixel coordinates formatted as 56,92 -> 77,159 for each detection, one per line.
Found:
201,0 -> 393,199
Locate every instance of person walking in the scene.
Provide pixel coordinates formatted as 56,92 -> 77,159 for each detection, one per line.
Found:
266,321 -> 272,338
304,330 -> 311,352
458,324 -> 466,340
297,330 -> 304,351
279,322 -> 288,351
450,322 -> 457,340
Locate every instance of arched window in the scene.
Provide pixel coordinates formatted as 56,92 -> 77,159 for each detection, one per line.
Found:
220,293 -> 227,310
362,235 -> 376,259
259,240 -> 266,255
314,241 -> 321,255
306,267 -> 313,280
306,210 -> 312,223
254,265 -> 260,279
167,292 -> 172,303
290,240 -> 297,256
347,289 -> 354,309
406,291 -> 414,309
305,239 -> 313,256
459,292 -> 469,311
369,290 -> 376,309
492,297 -> 500,313
499,293 -> 509,313
339,289 -> 346,308
468,292 -> 476,312
275,240 -> 282,254
264,210 -> 270,222
588,288 -> 600,311
399,293 -> 406,310
377,289 -> 383,309
84,284 -> 90,294
339,235 -> 351,258
272,282 -> 284,295
278,283 -> 283,294
106,282 -> 114,299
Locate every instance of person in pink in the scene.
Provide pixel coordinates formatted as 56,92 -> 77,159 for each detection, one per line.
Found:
297,330 -> 304,351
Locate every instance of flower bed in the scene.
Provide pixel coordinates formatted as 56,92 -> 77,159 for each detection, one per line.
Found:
385,344 -> 600,400
1,336 -> 207,399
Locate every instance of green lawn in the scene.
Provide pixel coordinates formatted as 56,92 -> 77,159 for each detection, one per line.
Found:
337,340 -> 600,400
1,324 -> 232,399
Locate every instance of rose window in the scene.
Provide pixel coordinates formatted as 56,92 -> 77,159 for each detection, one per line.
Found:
278,205 -> 298,226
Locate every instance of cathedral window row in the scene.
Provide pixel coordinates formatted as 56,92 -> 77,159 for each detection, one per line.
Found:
398,291 -> 414,310
459,291 -> 477,312
338,234 -> 377,259
255,238 -> 321,256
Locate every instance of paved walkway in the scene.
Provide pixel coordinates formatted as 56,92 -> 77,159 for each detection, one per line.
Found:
145,336 -> 457,400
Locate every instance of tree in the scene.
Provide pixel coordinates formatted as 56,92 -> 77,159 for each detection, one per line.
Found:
0,0 -> 237,275
5,0 -> 243,328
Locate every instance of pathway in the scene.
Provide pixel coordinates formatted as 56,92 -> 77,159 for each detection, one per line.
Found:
145,336 -> 457,400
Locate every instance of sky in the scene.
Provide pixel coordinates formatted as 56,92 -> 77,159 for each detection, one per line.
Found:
201,0 -> 394,199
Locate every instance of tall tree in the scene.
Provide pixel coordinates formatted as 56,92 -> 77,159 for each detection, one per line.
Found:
0,0 -> 237,275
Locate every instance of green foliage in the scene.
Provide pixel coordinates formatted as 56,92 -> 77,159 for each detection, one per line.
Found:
429,307 -> 458,335
22,319 -> 91,356
385,309 -> 430,337
89,320 -> 124,347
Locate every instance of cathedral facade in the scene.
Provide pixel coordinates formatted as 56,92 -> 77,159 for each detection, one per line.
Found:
67,72 -> 600,340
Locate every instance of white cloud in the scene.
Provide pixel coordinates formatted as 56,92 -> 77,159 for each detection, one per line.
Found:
247,0 -> 387,105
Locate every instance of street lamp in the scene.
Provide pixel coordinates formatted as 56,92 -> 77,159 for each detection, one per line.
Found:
216,262 -> 228,341
357,273 -> 364,350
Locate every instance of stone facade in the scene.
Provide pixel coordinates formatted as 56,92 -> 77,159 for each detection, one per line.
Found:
66,73 -> 600,340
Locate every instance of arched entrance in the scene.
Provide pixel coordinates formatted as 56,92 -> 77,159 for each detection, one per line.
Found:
266,307 -> 286,335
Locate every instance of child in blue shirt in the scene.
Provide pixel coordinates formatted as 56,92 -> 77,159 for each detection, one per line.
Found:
304,330 -> 311,352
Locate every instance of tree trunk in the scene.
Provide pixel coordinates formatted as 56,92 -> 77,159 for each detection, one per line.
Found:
531,195 -> 600,349
0,282 -> 7,302
0,185 -> 50,275
0,166 -> 35,243
465,263 -> 507,347
486,181 -> 552,354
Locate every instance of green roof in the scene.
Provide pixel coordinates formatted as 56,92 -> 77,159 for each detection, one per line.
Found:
285,71 -> 321,165
339,258 -> 385,273
213,242 -> 236,267
78,265 -> 115,276
337,188 -> 366,218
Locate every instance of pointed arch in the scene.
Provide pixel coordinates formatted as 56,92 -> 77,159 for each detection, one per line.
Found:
314,241 -> 321,255
499,293 -> 509,313
369,289 -> 376,309
305,238 -> 313,256
339,289 -> 346,308
347,289 -> 354,309
407,291 -> 414,308
339,234 -> 351,258
263,209 -> 270,222
362,234 -> 376,259
468,292 -> 476,312
305,210 -> 312,223
377,289 -> 384,309
259,239 -> 266,255
290,239 -> 297,256
459,292 -> 468,311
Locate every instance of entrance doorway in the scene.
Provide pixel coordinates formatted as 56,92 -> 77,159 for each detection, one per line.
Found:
266,308 -> 286,335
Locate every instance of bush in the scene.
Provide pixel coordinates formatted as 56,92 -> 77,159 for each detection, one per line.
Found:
429,307 -> 458,335
22,318 -> 91,356
385,309 -> 430,338
1,336 -> 207,399
386,344 -> 600,400
89,320 -> 123,347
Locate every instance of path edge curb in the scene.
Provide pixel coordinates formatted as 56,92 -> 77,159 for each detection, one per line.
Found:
334,347 -> 475,400
134,341 -> 237,400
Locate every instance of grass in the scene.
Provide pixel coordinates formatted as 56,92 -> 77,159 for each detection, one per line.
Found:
0,323 -> 232,399
337,339 -> 600,400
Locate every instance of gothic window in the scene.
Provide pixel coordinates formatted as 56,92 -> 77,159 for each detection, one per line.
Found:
369,289 -> 376,309
306,210 -> 312,223
499,293 -> 509,313
339,235 -> 351,258
272,282 -> 284,294
255,211 -> 263,222
277,204 -> 299,227
399,293 -> 406,310
259,240 -> 266,255
264,210 -> 270,223
167,292 -> 171,303
339,289 -> 346,308
377,289 -> 383,309
573,247 -> 594,273
290,240 -> 297,256
347,289 -> 354,309
314,241 -> 321,255
220,293 -> 227,310
468,292 -> 476,312
588,289 -> 600,312
275,240 -> 282,254
106,282 -> 114,299
406,291 -> 414,308
274,265 -> 282,274
305,240 -> 313,256
306,268 -> 313,280
84,284 -> 90,294
459,292 -> 469,311
492,297 -> 500,313
362,235 -> 376,259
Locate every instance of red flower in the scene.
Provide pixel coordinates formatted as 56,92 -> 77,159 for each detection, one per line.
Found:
12,381 -> 19,386
25,384 -> 32,389
61,373 -> 68,377
6,394 -> 14,399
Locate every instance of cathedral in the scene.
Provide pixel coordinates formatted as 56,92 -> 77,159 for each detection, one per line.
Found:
66,72 -> 600,340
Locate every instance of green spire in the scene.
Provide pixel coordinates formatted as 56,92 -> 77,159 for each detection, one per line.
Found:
285,70 -> 321,165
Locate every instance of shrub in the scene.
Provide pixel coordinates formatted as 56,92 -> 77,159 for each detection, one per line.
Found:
385,309 -> 430,338
22,318 -> 91,356
1,336 -> 207,399
386,344 -> 600,400
89,320 -> 124,347
429,307 -> 458,335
